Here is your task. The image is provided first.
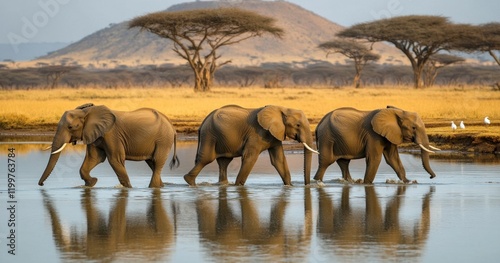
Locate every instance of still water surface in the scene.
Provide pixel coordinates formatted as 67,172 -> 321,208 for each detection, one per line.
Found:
0,141 -> 499,263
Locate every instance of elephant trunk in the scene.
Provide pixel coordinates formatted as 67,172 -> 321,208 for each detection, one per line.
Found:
418,135 -> 437,179
39,129 -> 69,186
302,130 -> 315,185
421,149 -> 436,179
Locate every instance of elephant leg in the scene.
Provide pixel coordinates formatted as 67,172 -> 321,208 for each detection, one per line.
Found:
146,159 -> 166,188
184,139 -> 217,186
107,153 -> 132,188
268,145 -> 292,185
234,149 -> 260,186
80,146 -> 106,187
184,161 -> 210,186
383,145 -> 409,183
313,143 -> 336,182
147,145 -> 170,188
216,157 -> 233,185
364,152 -> 382,184
337,159 -> 353,183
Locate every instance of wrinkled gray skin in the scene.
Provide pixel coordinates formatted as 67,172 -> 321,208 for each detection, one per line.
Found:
314,106 -> 438,184
184,105 -> 316,186
39,104 -> 179,188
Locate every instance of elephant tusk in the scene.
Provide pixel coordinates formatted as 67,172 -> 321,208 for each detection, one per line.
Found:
419,144 -> 435,154
429,145 -> 441,151
43,145 -> 52,151
51,143 -> 67,155
303,142 -> 320,154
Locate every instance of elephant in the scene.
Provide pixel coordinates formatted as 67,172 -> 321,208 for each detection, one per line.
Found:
316,186 -> 433,261
314,106 -> 440,184
183,104 -> 318,186
38,103 -> 179,188
195,187 -> 313,261
41,189 -> 175,261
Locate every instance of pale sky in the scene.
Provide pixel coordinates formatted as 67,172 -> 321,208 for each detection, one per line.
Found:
1,0 -> 499,44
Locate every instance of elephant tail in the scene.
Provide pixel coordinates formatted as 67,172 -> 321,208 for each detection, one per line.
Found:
169,133 -> 180,169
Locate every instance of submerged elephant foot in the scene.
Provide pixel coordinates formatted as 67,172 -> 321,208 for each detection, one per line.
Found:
315,180 -> 325,187
359,179 -> 370,184
148,182 -> 164,188
183,174 -> 196,186
341,177 -> 354,184
84,177 -> 98,187
148,176 -> 164,188
216,180 -> 229,186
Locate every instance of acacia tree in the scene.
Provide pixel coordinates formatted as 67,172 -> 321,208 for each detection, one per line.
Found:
422,54 -> 465,87
38,65 -> 78,89
318,39 -> 379,88
453,23 -> 500,67
338,15 -> 468,88
129,8 -> 283,92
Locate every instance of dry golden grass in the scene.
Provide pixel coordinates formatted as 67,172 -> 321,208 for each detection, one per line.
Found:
1,86 -> 499,136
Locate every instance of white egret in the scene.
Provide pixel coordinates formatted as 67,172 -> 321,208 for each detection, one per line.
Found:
459,121 -> 465,129
484,116 -> 491,125
451,121 -> 457,131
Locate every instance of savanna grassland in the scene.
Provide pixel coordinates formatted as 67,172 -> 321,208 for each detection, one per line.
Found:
1,86 -> 499,152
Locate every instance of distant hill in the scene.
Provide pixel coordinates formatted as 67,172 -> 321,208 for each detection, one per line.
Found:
37,0 -> 406,67
0,42 -> 69,61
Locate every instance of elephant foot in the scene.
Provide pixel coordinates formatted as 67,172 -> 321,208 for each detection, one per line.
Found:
183,174 -> 196,186
149,177 -> 164,188
361,179 -> 373,184
315,180 -> 325,187
84,177 -> 98,187
344,176 -> 354,184
234,180 -> 246,186
216,180 -> 229,186
148,182 -> 164,188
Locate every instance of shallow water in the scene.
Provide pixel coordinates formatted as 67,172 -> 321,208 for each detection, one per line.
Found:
1,142 -> 500,263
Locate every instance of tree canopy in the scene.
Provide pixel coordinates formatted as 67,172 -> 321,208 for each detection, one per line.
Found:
129,8 -> 284,92
338,15 -> 469,88
452,23 -> 500,67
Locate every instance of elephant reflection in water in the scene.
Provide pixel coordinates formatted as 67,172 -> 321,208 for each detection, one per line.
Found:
317,186 -> 433,260
41,189 -> 175,261
195,187 -> 313,261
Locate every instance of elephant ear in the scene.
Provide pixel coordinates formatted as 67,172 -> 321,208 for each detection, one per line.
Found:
82,105 -> 116,144
371,109 -> 403,145
257,105 -> 286,141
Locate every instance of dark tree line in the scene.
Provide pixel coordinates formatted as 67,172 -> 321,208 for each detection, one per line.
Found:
1,63 -> 498,90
